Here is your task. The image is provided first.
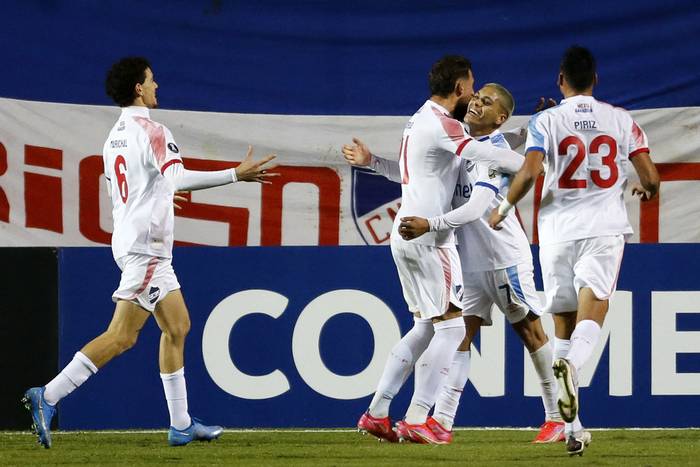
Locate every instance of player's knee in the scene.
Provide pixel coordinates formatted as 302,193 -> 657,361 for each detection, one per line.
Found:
164,318 -> 190,340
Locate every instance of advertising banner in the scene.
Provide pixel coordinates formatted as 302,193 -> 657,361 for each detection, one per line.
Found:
58,244 -> 700,429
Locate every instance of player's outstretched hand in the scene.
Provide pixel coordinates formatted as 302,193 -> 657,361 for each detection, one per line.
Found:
534,97 -> 557,113
399,216 -> 430,240
173,191 -> 190,210
235,145 -> 279,184
341,137 -> 372,166
488,208 -> 505,230
631,183 -> 655,201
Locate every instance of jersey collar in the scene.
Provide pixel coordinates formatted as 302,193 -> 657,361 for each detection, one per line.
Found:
560,95 -> 596,105
120,105 -> 151,119
476,129 -> 502,142
426,99 -> 451,117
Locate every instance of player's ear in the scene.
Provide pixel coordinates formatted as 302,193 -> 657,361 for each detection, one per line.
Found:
454,79 -> 464,97
557,72 -> 564,87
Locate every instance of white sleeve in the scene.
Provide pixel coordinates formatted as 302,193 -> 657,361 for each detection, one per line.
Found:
427,185 -> 496,231
163,161 -> 237,191
369,154 -> 402,183
461,140 -> 524,174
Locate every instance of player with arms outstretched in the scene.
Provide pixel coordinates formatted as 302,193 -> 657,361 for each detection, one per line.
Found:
489,46 -> 659,456
23,57 -> 277,448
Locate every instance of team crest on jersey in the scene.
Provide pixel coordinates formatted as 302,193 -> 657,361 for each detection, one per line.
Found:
350,166 -> 402,245
167,142 -> 179,154
148,286 -> 161,304
488,169 -> 498,179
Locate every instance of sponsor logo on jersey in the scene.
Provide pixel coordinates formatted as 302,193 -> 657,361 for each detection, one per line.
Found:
117,121 -> 125,131
167,142 -> 179,154
148,286 -> 160,304
575,103 -> 593,113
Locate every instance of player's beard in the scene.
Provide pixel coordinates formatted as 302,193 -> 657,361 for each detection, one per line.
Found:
452,101 -> 469,123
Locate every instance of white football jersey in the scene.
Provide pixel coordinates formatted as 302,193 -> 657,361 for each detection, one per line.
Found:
102,106 -> 183,260
454,131 -> 532,272
391,100 -> 472,247
526,95 -> 649,246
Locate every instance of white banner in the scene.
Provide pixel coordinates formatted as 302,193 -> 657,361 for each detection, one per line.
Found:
1,97 -> 699,247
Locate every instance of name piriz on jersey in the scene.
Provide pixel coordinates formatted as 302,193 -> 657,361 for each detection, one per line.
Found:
574,120 -> 597,130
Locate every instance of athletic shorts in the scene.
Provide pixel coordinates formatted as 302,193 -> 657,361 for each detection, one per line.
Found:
390,238 -> 464,319
540,235 -> 625,314
112,254 -> 180,312
462,263 -> 543,326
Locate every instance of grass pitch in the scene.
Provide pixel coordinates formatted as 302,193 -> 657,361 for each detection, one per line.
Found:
1,428 -> 698,466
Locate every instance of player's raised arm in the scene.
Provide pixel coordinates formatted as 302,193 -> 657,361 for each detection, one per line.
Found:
341,137 -> 402,182
162,145 -> 278,191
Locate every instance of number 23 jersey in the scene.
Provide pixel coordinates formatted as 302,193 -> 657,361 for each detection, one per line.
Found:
525,95 -> 650,246
102,106 -> 182,260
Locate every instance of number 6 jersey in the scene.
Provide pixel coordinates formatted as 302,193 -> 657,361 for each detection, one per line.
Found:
102,106 -> 183,260
525,95 -> 650,246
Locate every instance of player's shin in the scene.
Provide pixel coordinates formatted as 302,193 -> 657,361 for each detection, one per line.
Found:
405,318 -> 465,424
530,342 -> 561,421
161,367 -> 192,430
567,320 -> 601,373
433,350 -> 471,430
44,352 -> 98,406
368,318 -> 434,418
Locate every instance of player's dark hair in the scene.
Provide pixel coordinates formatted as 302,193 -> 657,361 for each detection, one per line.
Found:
560,46 -> 596,92
429,55 -> 472,97
105,57 -> 151,107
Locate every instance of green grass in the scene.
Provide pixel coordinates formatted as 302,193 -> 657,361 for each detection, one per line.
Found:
1,429 -> 698,466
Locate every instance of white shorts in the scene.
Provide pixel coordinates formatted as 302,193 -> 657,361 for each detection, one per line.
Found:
540,235 -> 625,314
112,254 -> 181,312
390,238 -> 464,319
462,263 -> 543,326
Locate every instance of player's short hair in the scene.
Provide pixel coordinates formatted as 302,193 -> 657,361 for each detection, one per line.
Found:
105,57 -> 151,107
429,55 -> 472,97
483,82 -> 515,118
560,46 -> 596,92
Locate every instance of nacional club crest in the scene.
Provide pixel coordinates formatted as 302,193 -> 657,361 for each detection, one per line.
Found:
350,167 -> 402,245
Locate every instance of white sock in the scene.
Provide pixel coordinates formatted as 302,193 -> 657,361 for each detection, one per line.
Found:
565,416 -> 583,436
405,318 -> 465,425
553,337 -> 570,360
567,320 -> 601,372
368,318 -> 434,418
433,350 -> 470,431
160,367 -> 192,430
44,352 -> 98,406
529,342 -> 561,421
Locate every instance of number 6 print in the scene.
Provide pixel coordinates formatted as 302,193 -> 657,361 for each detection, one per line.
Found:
114,155 -> 128,203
